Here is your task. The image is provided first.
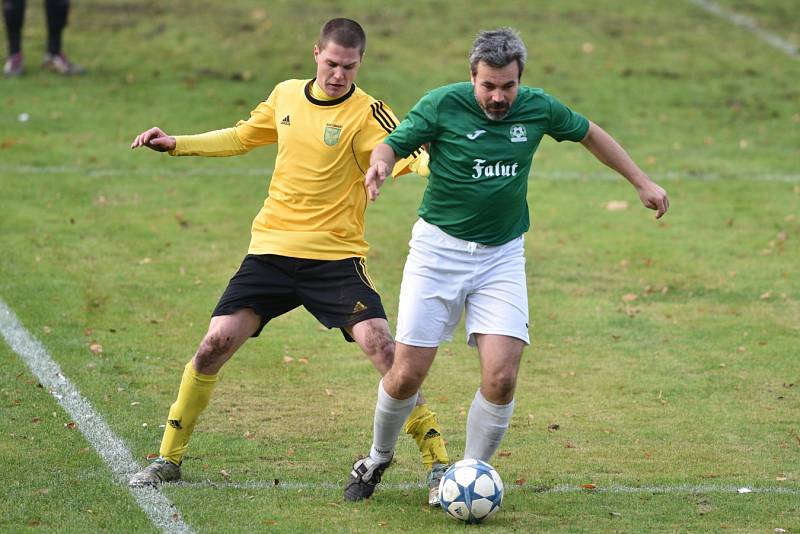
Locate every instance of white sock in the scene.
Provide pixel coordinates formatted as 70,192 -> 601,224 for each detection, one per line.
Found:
369,379 -> 418,463
464,389 -> 515,461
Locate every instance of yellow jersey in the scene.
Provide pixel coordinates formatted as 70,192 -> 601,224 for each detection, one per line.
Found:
169,78 -> 424,260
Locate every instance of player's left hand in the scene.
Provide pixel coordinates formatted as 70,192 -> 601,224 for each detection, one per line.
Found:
637,180 -> 669,219
365,161 -> 391,201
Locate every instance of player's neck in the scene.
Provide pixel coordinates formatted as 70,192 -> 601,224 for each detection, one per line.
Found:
311,80 -> 338,101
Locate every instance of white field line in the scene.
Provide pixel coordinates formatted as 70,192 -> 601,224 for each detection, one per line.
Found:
0,164 -> 799,182
0,298 -> 193,534
691,0 -> 799,58
175,480 -> 800,495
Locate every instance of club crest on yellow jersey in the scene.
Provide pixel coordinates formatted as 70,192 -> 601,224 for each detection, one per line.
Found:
324,123 -> 343,146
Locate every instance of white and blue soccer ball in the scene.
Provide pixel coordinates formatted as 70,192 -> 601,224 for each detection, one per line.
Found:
438,459 -> 504,523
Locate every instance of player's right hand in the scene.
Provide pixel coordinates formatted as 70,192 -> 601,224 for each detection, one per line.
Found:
130,127 -> 176,152
365,161 -> 391,201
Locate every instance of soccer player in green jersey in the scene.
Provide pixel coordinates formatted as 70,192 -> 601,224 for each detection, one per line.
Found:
344,27 -> 669,501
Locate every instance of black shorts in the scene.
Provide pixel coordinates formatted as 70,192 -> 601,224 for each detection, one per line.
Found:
212,254 -> 387,341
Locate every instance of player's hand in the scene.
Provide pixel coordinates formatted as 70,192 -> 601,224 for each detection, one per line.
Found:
130,127 -> 176,152
637,180 -> 669,219
365,161 -> 391,201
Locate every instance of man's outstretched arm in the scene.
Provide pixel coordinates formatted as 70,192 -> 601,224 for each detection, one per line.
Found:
580,121 -> 669,218
365,143 -> 399,201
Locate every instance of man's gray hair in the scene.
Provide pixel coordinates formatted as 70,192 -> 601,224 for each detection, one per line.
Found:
469,27 -> 527,77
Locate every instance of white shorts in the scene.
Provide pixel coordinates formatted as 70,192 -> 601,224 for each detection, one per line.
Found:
395,218 -> 530,348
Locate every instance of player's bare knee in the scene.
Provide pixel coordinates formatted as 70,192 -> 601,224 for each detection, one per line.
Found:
484,371 -> 517,401
195,332 -> 234,371
393,365 -> 426,392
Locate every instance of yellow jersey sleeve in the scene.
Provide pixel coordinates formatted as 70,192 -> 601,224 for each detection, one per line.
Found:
356,100 -> 428,178
169,127 -> 247,157
233,89 -> 279,149
169,89 -> 279,157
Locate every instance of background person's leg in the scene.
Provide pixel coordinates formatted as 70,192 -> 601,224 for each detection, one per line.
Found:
3,0 -> 25,75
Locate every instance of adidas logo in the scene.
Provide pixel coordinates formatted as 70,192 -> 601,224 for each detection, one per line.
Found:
352,301 -> 367,313
423,428 -> 441,440
168,419 -> 183,430
281,115 -> 291,126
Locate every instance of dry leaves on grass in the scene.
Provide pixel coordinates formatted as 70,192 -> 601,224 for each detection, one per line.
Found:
89,342 -> 103,355
604,200 -> 629,211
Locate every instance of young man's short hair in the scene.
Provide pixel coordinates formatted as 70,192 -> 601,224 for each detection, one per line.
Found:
318,18 -> 367,56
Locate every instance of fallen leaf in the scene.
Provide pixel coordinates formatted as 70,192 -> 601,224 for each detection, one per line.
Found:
32,417 -> 41,423
298,358 -> 309,364
244,431 -> 256,439
497,450 -> 512,457
581,483 -> 597,490
547,423 -> 560,431
604,200 -> 629,211
65,421 -> 76,429
220,469 -> 231,480
89,342 -> 103,355
282,356 -> 294,364
621,293 -> 638,302
514,478 -> 526,486
324,388 -> 334,397
564,441 -> 577,449
760,291 -> 772,300
146,453 -> 159,460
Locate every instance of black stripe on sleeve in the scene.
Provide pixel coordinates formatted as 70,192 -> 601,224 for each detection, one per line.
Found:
375,101 -> 397,129
370,102 -> 394,134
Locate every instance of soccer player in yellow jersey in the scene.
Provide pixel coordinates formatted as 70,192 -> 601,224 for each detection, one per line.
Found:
127,18 -> 450,506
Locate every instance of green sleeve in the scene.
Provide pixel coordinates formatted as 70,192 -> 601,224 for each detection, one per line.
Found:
546,94 -> 590,142
384,92 -> 439,157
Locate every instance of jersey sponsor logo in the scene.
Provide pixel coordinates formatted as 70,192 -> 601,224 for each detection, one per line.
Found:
472,158 -> 520,179
352,301 -> 367,313
281,115 -> 291,126
466,129 -> 487,140
323,123 -> 343,146
168,419 -> 183,430
510,124 -> 527,142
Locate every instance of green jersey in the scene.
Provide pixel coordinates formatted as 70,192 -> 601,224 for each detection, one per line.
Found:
385,82 -> 589,245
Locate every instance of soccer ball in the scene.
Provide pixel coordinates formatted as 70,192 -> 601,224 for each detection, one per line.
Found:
438,459 -> 504,523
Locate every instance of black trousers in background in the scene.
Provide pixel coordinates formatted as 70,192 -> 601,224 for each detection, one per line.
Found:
3,0 -> 70,55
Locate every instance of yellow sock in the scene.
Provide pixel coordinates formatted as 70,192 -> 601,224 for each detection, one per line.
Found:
403,404 -> 450,470
159,362 -> 219,465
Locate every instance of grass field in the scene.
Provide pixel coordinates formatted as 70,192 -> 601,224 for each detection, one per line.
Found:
1,0 -> 799,532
